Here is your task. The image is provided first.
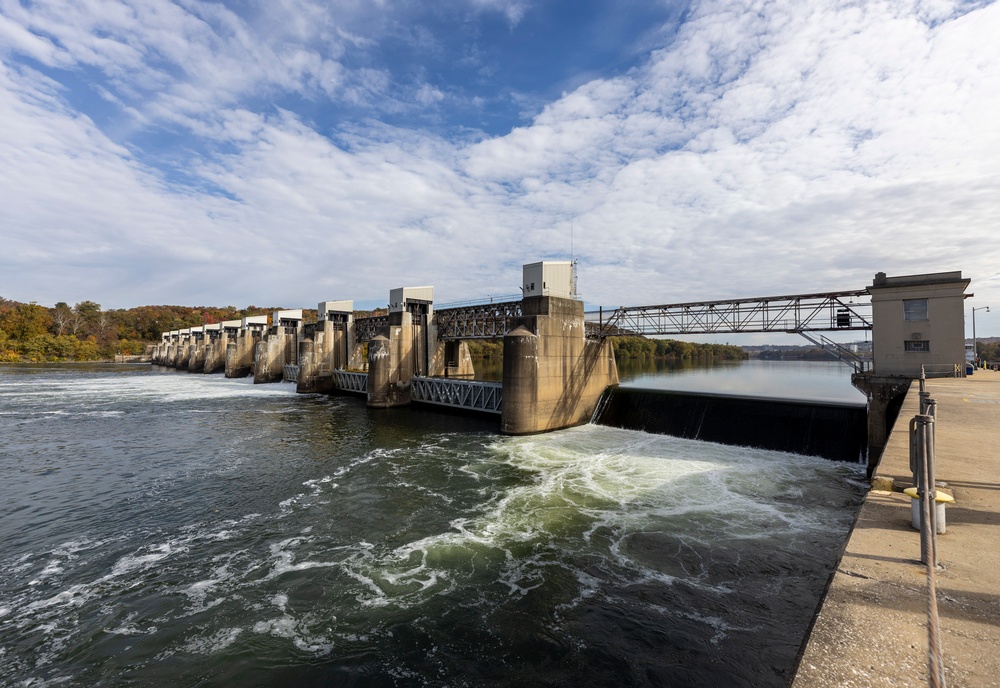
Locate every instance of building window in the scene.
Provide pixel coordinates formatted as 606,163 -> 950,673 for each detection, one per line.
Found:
904,340 -> 930,352
903,299 -> 928,321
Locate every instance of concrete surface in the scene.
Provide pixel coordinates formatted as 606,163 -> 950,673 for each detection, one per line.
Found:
794,369 -> 1000,687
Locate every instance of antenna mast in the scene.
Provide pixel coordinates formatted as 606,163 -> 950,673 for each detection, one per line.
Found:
570,223 -> 579,300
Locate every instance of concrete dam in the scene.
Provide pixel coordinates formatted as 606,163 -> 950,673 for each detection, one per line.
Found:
153,264 -> 972,472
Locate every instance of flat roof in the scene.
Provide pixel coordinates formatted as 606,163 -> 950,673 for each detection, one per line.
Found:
870,270 -> 968,288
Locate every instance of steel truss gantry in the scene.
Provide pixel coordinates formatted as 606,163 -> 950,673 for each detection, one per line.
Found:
434,300 -> 522,340
588,290 -> 872,337
354,315 -> 388,342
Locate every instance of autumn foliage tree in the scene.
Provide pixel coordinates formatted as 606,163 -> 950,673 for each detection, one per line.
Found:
0,297 -> 277,362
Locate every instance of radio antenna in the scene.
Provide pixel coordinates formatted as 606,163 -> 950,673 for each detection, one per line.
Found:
570,223 -> 579,300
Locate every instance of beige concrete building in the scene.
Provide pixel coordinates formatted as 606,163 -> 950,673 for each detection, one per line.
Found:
868,271 -> 971,378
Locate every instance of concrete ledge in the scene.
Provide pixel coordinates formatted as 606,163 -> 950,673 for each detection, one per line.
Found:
794,370 -> 1000,687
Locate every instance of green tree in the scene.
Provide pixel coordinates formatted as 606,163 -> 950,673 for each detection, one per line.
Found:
3,303 -> 52,340
72,300 -> 101,336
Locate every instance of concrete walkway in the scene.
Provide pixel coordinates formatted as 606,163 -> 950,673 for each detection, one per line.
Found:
794,369 -> 1000,688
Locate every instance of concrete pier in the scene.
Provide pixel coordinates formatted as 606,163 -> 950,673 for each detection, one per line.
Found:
175,328 -> 191,370
187,326 -> 206,372
200,324 -> 222,373
226,316 -> 266,378
851,374 -> 910,477
500,294 -> 618,434
253,310 -> 303,384
429,339 -> 475,378
204,322 -> 234,374
298,301 -> 353,393
366,334 -> 393,407
794,370 -> 1000,687
367,287 -> 432,408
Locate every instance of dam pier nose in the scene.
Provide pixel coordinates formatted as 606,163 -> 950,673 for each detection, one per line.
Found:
501,290 -> 618,434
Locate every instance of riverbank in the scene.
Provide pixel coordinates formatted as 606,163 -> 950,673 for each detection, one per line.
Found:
794,369 -> 1000,687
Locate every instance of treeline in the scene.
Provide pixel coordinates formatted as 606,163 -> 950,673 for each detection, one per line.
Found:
977,340 -> 1000,362
610,336 -> 746,361
0,298 -> 271,363
463,337 -> 746,361
752,347 -> 847,361
465,340 -> 503,359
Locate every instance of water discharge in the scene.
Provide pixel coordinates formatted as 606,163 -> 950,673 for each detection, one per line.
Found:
0,364 -> 865,686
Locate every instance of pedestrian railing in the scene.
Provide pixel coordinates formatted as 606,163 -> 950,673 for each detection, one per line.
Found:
334,370 -> 368,394
410,376 -> 502,414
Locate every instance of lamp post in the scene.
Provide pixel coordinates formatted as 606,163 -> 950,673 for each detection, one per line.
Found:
972,305 -> 990,367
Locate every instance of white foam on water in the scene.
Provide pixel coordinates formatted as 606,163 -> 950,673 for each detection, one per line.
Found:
50,539 -> 99,559
252,613 -> 334,655
39,562 -> 64,577
263,537 -> 338,581
253,615 -> 297,638
391,480 -> 455,505
343,567 -> 392,608
205,529 -> 235,541
331,424 -> 862,615
111,543 -> 177,576
327,427 -> 739,610
185,578 -> 221,606
105,623 -> 145,636
17,372 -> 300,409
654,604 -> 748,645
23,584 -> 94,614
0,478 -> 366,680
181,626 -> 243,655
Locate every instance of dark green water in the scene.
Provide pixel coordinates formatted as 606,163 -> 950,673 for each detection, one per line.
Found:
0,364 -> 866,687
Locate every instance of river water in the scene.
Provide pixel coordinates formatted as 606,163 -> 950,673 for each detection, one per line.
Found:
0,363 -> 866,687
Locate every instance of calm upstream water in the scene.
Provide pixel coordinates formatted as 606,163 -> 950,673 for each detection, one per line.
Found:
0,363 -> 866,687
616,359 -> 867,405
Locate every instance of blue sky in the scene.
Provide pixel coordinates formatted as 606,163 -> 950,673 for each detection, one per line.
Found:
1,0 -> 998,337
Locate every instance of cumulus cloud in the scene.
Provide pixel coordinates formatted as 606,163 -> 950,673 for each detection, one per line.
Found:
0,0 -> 997,336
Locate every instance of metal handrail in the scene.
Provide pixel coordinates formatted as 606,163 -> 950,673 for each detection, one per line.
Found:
435,293 -> 522,309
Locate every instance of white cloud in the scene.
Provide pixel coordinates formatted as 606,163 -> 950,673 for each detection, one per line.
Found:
0,0 -> 998,337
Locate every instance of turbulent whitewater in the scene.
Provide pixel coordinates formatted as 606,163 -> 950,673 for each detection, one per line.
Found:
0,364 -> 865,687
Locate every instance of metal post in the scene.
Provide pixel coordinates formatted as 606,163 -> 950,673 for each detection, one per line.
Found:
918,410 -> 946,688
925,399 -> 938,541
914,412 -> 939,566
913,414 -> 932,564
